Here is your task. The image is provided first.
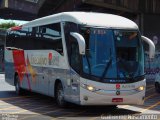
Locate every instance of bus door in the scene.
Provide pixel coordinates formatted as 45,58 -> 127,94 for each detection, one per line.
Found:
68,37 -> 81,103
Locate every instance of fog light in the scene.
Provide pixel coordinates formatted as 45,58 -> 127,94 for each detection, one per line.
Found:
84,96 -> 88,101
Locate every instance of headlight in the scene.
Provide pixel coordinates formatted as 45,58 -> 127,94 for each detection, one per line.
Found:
136,86 -> 145,91
87,86 -> 94,91
81,83 -> 100,92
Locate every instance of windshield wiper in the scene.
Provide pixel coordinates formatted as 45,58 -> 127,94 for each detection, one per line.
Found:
100,48 -> 113,82
100,58 -> 112,82
85,54 -> 91,75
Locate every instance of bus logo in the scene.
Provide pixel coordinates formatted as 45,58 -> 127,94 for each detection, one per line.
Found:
48,53 -> 59,66
116,84 -> 120,89
48,53 -> 52,65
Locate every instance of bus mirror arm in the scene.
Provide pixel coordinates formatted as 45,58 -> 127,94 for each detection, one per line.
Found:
141,36 -> 155,59
70,32 -> 86,55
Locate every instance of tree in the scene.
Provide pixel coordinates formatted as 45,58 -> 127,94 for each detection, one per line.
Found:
0,22 -> 19,30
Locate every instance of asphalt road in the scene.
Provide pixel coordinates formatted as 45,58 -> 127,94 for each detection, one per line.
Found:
0,74 -> 160,120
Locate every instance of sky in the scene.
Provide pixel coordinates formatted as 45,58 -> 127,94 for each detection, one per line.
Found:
0,19 -> 28,25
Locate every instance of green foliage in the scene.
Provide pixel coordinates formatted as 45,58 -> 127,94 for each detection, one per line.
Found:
0,22 -> 19,30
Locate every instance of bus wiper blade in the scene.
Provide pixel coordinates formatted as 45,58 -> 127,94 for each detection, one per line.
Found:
85,55 -> 91,75
100,58 -> 112,82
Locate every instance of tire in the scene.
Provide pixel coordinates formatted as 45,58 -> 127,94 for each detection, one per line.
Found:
55,82 -> 66,107
15,75 -> 23,95
155,82 -> 160,93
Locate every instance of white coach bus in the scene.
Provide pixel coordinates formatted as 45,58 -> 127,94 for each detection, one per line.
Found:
5,12 -> 155,107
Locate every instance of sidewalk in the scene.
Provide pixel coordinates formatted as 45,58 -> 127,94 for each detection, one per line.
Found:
0,73 -> 4,79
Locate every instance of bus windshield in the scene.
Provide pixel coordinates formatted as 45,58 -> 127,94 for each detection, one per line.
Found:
80,27 -> 144,82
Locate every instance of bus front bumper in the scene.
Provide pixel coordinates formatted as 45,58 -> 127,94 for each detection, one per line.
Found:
79,86 -> 145,105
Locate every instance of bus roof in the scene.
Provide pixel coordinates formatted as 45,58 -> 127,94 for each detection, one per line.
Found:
23,12 -> 138,30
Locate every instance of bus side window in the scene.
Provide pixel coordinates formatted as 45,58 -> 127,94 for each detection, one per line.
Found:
70,37 -> 81,73
64,22 -> 81,72
39,23 -> 63,55
6,28 -> 28,50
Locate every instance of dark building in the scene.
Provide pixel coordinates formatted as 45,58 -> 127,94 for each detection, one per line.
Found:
0,0 -> 160,44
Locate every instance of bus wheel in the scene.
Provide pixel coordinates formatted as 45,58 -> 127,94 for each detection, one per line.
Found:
155,82 -> 160,93
55,82 -> 66,107
15,75 -> 23,95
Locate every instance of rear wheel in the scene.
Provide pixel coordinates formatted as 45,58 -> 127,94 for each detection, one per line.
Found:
155,82 -> 160,93
15,75 -> 23,95
55,82 -> 66,107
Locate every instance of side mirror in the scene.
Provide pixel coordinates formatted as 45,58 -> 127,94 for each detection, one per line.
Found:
141,36 -> 155,59
70,32 -> 86,55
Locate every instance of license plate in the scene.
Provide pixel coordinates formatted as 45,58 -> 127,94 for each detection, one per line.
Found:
112,98 -> 123,102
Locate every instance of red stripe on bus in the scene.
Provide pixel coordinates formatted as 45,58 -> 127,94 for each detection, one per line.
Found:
12,50 -> 26,82
12,50 -> 31,90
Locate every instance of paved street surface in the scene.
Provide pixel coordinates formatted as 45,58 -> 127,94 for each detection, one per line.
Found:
0,74 -> 160,120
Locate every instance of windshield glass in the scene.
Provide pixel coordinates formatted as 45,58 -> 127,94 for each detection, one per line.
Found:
114,30 -> 144,79
81,27 -> 117,79
80,26 -> 144,82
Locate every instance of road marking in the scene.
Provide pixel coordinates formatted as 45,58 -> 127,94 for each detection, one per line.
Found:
0,102 -> 11,105
0,106 -> 16,110
19,109 -> 62,120
118,105 -> 129,108
140,101 -> 160,113
144,93 -> 157,101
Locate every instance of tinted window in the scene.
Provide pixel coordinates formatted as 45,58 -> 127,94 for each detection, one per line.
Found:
39,23 -> 63,54
64,22 -> 81,72
6,27 -> 29,50
6,23 -> 63,55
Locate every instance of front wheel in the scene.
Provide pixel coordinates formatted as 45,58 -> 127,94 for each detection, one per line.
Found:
55,82 -> 66,107
15,75 -> 23,95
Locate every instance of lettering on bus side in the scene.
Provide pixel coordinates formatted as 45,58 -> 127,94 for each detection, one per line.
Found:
121,84 -> 135,89
48,55 -> 59,66
29,54 -> 60,66
30,55 -> 48,66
